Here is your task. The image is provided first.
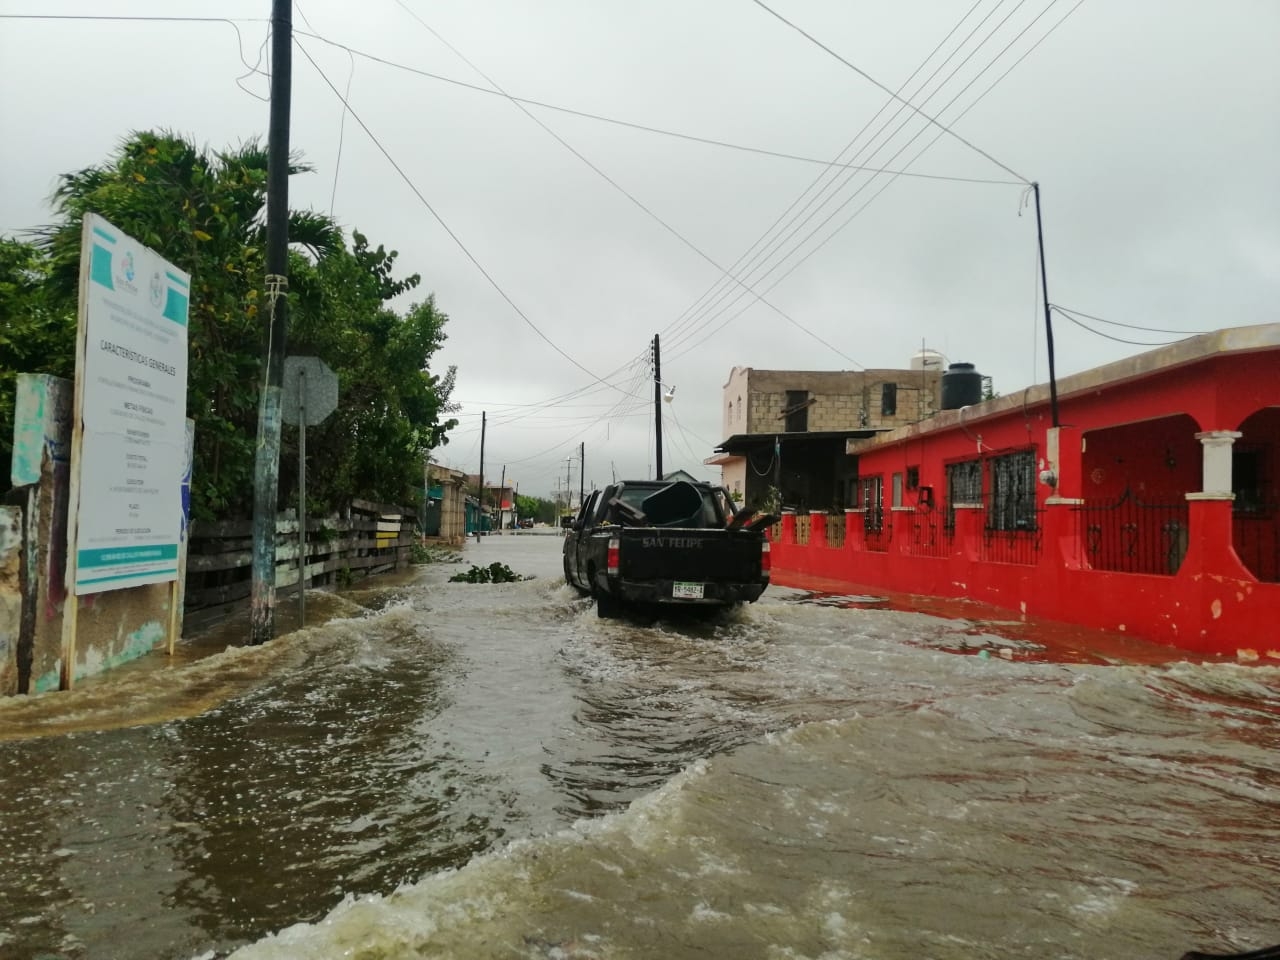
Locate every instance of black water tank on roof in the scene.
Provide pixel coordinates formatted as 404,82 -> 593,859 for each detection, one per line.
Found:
941,362 -> 983,410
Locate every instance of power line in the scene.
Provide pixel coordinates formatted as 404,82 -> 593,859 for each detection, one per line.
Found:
667,0 -> 1085,363
232,17 -> 273,102
0,14 -> 267,22
7,11 -> 1021,192
385,0 -> 866,369
294,37 -> 630,396
492,401 -> 644,469
458,353 -> 652,434
1050,304 -> 1207,336
11,8 -> 1022,377
665,0 -> 1061,358
454,397 -> 636,412
665,0 -> 1052,354
0,13 -> 283,103
463,358 -> 653,468
1050,306 -> 1185,346
486,410 -> 650,431
749,0 -> 1031,184
666,404 -> 713,465
480,351 -> 649,412
328,47 -> 356,214
668,406 -> 719,451
289,29 -> 1021,187
659,0 -> 996,349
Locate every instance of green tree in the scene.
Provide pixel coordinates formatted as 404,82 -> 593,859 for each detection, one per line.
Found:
286,231 -> 458,510
34,130 -> 338,520
515,494 -> 557,524
4,130 -> 458,520
0,238 -> 73,482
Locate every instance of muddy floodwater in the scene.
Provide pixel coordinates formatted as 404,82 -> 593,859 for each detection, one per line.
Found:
1,534 -> 1278,960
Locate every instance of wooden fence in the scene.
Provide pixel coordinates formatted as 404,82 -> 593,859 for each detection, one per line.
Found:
184,499 -> 417,611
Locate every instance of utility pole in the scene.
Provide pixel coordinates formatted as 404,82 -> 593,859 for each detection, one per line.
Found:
1033,182 -> 1060,429
566,456 -> 573,511
249,0 -> 293,645
653,333 -> 663,480
579,441 -> 585,507
478,410 -> 486,529
498,465 -> 506,531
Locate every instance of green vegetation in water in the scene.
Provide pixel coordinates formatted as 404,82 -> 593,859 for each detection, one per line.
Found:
410,542 -> 461,565
449,562 -> 528,584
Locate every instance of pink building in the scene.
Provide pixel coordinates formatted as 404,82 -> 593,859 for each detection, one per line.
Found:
768,324 -> 1280,659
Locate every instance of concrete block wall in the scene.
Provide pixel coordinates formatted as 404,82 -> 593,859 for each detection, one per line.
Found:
749,392 -> 784,434
733,368 -> 942,435
809,394 -> 861,431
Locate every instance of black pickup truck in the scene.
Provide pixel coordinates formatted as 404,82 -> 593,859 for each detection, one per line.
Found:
562,479 -> 775,618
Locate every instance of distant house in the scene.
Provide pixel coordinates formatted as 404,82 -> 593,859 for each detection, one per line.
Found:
706,358 -> 947,510
423,462 -> 467,544
487,483 -> 516,530
467,475 -> 517,531
661,469 -> 702,484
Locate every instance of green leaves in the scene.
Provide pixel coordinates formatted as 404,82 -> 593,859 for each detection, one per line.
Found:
281,235 -> 456,513
2,130 -> 458,521
448,563 -> 528,584
515,494 -> 558,524
0,238 -> 75,481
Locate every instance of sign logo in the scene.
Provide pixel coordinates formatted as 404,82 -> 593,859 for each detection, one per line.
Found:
115,249 -> 138,293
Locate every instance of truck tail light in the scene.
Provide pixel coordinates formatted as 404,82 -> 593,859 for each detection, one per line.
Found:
760,539 -> 771,575
606,537 -> 620,577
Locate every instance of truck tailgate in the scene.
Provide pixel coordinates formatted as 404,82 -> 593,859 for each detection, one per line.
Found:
618,530 -> 762,582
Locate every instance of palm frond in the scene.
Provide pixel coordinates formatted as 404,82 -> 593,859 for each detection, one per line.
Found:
288,210 -> 340,259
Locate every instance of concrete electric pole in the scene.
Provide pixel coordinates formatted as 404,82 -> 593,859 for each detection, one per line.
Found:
249,0 -> 293,645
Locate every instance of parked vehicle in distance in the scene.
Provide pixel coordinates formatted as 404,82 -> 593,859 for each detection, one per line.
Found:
562,479 -> 776,618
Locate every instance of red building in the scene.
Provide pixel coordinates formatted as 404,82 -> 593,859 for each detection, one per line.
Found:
768,324 -> 1280,659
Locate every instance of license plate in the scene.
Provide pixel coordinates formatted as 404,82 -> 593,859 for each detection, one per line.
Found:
672,582 -> 704,600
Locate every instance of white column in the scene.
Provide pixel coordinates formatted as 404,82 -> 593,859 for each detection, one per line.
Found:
1194,430 -> 1242,496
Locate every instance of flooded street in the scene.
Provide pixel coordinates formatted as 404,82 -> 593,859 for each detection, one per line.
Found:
2,533 -> 1278,960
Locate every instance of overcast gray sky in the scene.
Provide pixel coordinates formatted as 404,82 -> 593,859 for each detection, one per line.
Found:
3,1 -> 1277,499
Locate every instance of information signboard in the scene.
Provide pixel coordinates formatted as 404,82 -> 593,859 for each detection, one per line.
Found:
67,213 -> 190,594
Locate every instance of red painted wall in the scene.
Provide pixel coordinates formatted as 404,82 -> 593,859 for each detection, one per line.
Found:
772,346 -> 1280,659
1081,415 -> 1200,503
